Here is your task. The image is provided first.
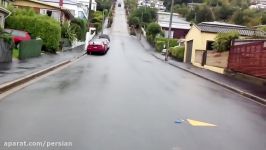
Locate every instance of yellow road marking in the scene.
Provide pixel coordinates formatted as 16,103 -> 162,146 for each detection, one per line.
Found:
187,119 -> 217,127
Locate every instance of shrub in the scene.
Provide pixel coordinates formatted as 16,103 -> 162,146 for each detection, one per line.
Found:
155,37 -> 178,47
212,31 -> 239,52
128,16 -> 140,28
155,40 -> 166,52
71,18 -> 87,41
6,12 -> 61,53
169,46 -> 185,61
91,11 -> 104,32
61,22 -> 77,44
146,22 -> 161,37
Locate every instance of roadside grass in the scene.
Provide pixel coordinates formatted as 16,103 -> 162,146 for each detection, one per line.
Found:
12,48 -> 19,59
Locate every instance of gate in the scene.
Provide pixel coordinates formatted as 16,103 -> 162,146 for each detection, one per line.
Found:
228,40 -> 266,79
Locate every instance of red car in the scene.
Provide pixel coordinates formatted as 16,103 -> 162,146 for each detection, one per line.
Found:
87,39 -> 108,54
4,29 -> 31,45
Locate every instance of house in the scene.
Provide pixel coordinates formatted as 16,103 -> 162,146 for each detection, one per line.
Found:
0,0 -> 12,28
78,0 -> 97,11
250,0 -> 266,9
138,0 -> 165,10
184,21 -> 266,73
39,0 -> 90,19
157,11 -> 191,39
13,0 -> 74,22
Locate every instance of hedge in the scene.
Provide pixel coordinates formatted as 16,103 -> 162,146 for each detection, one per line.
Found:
154,37 -> 178,52
6,15 -> 61,52
155,40 -> 165,52
169,46 -> 185,61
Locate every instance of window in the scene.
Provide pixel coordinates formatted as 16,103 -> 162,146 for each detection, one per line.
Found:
164,30 -> 174,38
46,10 -> 52,17
78,11 -> 85,19
206,41 -> 214,50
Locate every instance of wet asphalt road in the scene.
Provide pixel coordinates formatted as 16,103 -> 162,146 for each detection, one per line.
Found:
0,1 -> 266,150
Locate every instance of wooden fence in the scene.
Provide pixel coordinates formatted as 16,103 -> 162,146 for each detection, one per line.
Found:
228,40 -> 266,79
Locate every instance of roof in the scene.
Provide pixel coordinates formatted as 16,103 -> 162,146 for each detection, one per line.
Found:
17,0 -> 61,9
0,6 -> 11,17
40,0 -> 77,5
157,11 -> 191,30
196,21 -> 266,37
157,11 -> 180,17
158,21 -> 191,30
16,0 -> 74,19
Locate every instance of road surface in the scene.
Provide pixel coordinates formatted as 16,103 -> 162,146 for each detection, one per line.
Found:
0,1 -> 265,150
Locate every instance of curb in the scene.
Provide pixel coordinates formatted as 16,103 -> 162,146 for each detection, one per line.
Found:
151,53 -> 266,106
0,60 -> 71,94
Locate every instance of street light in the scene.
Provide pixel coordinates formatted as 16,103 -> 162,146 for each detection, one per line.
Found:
165,0 -> 174,61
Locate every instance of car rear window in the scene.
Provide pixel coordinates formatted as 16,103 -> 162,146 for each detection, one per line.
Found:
11,30 -> 27,37
90,40 -> 103,45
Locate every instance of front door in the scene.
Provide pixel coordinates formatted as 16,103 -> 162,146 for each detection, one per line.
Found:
185,40 -> 193,63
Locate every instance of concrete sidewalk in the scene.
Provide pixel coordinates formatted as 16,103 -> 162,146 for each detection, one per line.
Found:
136,33 -> 266,105
152,52 -> 266,105
0,45 -> 85,85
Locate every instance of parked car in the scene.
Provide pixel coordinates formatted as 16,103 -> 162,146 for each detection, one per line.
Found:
98,38 -> 110,50
99,34 -> 110,42
87,39 -> 108,54
4,29 -> 31,45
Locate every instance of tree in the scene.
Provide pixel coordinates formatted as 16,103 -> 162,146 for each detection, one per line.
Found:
129,7 -> 157,25
213,4 -> 235,21
231,8 -> 261,27
146,23 -> 161,39
96,0 -> 112,11
173,4 -> 189,17
128,16 -> 140,28
231,10 -> 245,25
195,5 -> 215,23
163,0 -> 203,10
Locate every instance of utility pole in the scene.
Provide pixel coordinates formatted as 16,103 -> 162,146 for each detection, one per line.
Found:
59,0 -> 63,25
88,0 -> 93,24
101,10 -> 105,34
165,0 -> 174,61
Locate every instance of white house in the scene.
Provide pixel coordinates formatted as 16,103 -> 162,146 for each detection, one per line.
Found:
157,11 -> 191,39
39,0 -> 90,19
78,0 -> 97,11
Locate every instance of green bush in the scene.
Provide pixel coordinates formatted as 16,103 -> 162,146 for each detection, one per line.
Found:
212,31 -> 239,52
6,13 -> 61,53
128,16 -> 140,28
91,11 -> 104,32
155,37 -> 178,47
71,18 -> 87,41
155,40 -> 166,52
0,31 -> 13,45
61,22 -> 77,44
146,22 -> 161,37
169,46 -> 185,61
93,22 -> 102,32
